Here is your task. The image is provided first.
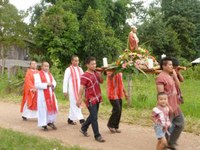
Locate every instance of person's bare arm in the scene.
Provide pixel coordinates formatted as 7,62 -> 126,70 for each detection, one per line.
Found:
156,84 -> 164,93
176,70 -> 184,82
172,69 -> 180,88
76,85 -> 85,108
97,72 -> 104,84
123,88 -> 129,100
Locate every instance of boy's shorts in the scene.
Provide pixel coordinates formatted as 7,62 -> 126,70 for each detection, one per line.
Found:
154,124 -> 165,139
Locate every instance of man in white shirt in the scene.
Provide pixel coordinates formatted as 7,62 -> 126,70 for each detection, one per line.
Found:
63,55 -> 85,125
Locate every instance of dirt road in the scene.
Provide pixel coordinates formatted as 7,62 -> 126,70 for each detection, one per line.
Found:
0,101 -> 200,150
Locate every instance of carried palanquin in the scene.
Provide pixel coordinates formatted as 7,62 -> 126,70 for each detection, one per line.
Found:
97,47 -> 160,75
97,47 -> 186,75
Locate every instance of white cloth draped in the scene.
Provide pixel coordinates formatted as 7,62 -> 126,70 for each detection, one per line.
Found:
34,71 -> 58,127
63,66 -> 84,121
22,101 -> 37,118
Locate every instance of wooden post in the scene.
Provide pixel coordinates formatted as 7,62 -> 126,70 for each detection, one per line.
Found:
0,44 -> 5,76
127,73 -> 133,106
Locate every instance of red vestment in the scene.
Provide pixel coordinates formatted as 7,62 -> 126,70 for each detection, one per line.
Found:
20,69 -> 38,112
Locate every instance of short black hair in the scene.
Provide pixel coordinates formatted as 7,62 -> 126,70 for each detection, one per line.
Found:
160,57 -> 173,70
71,55 -> 78,61
157,92 -> 167,100
85,56 -> 96,65
172,58 -> 179,67
30,61 -> 36,65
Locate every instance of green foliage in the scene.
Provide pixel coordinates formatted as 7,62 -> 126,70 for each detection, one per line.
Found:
34,5 -> 82,69
182,65 -> 200,80
0,74 -> 9,95
0,128 -> 84,150
161,0 -> 200,60
138,0 -> 200,61
80,7 -> 123,66
139,15 -> 181,59
0,2 -> 29,59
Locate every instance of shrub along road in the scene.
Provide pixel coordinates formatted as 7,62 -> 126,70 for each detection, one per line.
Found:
0,101 -> 200,150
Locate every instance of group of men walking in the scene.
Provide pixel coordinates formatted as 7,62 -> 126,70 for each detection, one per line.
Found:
20,61 -> 57,130
20,56 -> 127,142
20,56 -> 184,148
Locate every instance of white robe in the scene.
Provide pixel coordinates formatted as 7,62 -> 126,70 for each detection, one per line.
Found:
63,66 -> 84,121
34,71 -> 58,127
22,101 -> 37,119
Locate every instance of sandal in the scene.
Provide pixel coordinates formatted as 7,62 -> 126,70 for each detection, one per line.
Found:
107,126 -> 116,133
47,123 -> 57,130
115,129 -> 121,133
95,136 -> 105,142
80,129 -> 89,137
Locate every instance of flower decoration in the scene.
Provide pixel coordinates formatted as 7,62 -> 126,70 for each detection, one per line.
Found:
106,47 -> 159,75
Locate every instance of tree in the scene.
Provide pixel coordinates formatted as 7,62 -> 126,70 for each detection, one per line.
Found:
0,1 -> 29,75
34,5 -> 81,69
161,0 -> 200,60
80,7 -> 123,66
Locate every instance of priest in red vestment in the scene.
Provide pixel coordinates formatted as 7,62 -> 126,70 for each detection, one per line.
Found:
20,61 -> 38,120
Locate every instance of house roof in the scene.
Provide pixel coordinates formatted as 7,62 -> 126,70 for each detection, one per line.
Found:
191,58 -> 200,64
0,59 -> 34,68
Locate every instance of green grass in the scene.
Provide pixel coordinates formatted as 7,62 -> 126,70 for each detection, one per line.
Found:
0,128 -> 84,150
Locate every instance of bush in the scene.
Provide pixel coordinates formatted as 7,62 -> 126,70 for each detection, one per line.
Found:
182,65 -> 200,80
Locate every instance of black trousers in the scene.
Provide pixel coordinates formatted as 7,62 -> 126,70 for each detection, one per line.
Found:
107,99 -> 122,129
81,103 -> 101,138
168,113 -> 184,146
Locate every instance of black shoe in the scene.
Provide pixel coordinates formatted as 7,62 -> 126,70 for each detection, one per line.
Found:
79,119 -> 85,124
47,123 -> 57,130
80,129 -> 89,137
42,126 -> 48,131
22,116 -> 27,121
95,136 -> 105,142
68,118 -> 77,125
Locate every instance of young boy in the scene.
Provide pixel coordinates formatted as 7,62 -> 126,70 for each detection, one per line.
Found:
152,92 -> 171,150
77,56 -> 105,142
106,71 -> 128,133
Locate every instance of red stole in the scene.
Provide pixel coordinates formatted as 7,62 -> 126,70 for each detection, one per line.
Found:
39,71 -> 57,114
69,65 -> 81,101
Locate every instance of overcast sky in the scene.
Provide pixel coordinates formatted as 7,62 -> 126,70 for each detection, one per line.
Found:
9,0 -> 153,24
9,0 -> 153,11
9,0 -> 41,11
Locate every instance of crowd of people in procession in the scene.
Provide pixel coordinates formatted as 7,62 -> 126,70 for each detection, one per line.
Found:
20,56 -> 128,143
20,26 -> 185,149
